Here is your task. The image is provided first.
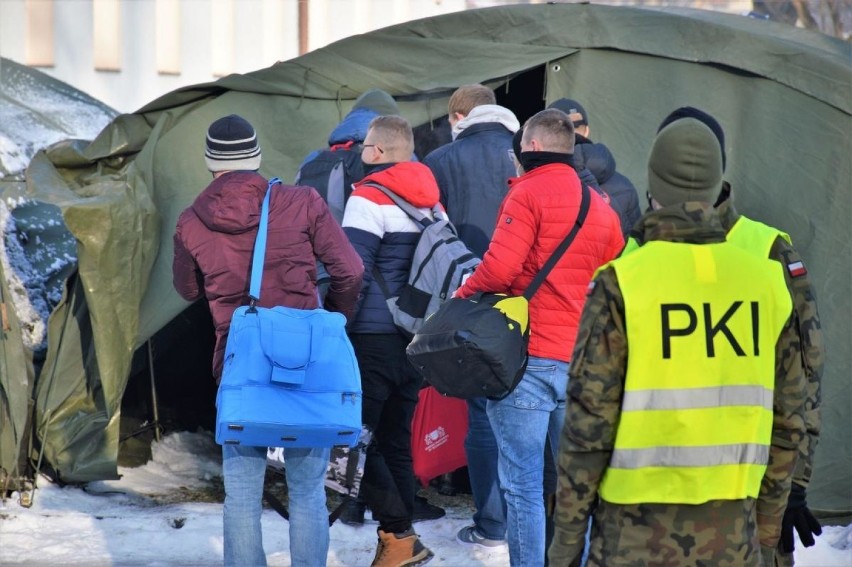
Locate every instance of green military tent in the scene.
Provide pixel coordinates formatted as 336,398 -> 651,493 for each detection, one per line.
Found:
1,3 -> 849,514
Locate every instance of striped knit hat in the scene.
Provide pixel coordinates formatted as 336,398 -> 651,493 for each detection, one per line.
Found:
204,114 -> 261,172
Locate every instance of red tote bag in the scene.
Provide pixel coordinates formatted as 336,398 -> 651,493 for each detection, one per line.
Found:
410,385 -> 469,487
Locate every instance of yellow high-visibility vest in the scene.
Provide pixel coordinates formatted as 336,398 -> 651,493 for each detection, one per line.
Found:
727,216 -> 791,258
619,216 -> 790,259
598,240 -> 792,505
620,236 -> 640,256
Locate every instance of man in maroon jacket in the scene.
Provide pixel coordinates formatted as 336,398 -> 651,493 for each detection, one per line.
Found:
173,114 -> 363,567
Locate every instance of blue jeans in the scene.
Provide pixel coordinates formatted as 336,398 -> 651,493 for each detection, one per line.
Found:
465,396 -> 507,540
487,356 -> 569,567
223,444 -> 331,567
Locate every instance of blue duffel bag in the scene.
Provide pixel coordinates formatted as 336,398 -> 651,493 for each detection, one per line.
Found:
215,178 -> 362,448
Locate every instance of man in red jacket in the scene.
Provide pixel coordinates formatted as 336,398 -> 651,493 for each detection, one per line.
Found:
454,108 -> 623,567
172,115 -> 363,567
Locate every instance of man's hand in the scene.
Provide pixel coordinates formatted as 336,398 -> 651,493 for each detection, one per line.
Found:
780,483 -> 822,553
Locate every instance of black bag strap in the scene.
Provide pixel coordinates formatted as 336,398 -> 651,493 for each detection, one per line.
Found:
523,182 -> 591,300
372,265 -> 391,300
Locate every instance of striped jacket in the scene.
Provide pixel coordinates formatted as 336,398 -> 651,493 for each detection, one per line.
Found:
342,161 -> 442,334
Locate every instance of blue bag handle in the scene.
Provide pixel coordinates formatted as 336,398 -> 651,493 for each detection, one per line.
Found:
248,178 -> 281,306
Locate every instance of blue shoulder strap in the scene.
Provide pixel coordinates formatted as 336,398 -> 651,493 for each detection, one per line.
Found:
249,178 -> 281,304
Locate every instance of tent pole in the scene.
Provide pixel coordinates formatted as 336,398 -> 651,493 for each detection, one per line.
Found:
147,339 -> 161,442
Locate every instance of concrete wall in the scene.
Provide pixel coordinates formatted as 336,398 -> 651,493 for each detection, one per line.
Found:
0,0 -> 467,113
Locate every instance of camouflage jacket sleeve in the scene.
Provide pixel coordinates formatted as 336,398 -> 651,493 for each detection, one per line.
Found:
549,266 -> 627,565
756,306 -> 808,548
770,237 -> 824,487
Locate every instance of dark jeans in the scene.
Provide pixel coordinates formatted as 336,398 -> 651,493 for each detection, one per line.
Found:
350,333 -> 421,534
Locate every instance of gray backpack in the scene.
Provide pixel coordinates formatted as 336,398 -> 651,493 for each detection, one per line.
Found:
366,183 -> 480,336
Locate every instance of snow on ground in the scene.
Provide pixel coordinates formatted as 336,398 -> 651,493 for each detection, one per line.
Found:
0,431 -> 849,567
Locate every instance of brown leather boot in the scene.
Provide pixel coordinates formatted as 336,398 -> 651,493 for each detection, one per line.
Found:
370,528 -> 434,567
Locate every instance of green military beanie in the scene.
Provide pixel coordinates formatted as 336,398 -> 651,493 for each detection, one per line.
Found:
648,117 -> 723,207
352,88 -> 399,116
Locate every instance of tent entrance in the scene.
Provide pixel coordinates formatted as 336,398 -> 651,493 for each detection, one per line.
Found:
120,301 -> 217,466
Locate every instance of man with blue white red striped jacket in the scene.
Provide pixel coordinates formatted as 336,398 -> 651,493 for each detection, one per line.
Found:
341,115 -> 439,567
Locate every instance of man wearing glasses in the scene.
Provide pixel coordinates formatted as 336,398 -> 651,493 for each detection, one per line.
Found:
341,115 -> 441,567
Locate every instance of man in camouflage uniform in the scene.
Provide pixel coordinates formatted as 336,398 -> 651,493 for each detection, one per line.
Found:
652,108 -> 826,564
549,117 -> 808,566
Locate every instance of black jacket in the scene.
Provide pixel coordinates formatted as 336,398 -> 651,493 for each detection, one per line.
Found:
574,136 -> 641,237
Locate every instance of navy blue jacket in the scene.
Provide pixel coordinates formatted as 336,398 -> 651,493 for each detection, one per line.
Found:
423,122 -> 516,257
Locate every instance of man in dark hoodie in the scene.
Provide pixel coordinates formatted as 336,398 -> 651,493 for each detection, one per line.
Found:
341,115 -> 439,567
173,115 -> 364,567
548,98 -> 641,237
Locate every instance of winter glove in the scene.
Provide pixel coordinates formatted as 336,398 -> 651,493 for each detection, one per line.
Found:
780,483 -> 822,553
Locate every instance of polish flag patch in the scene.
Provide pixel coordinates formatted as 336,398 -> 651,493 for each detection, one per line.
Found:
586,280 -> 596,296
787,261 -> 807,277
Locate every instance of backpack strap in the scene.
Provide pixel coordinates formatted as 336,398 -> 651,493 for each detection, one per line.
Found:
523,182 -> 591,300
362,182 -> 435,228
248,177 -> 282,306
326,161 -> 347,224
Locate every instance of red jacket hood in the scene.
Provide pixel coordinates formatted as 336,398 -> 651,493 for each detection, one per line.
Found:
191,171 -> 267,234
357,161 -> 440,208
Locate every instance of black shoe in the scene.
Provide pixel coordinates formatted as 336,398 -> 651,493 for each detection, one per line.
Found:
413,495 -> 445,523
340,497 -> 367,526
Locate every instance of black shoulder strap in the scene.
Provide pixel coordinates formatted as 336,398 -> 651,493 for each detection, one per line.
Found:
523,183 -> 592,300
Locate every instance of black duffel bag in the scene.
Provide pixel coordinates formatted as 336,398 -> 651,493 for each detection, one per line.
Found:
406,292 -> 530,399
406,183 -> 590,400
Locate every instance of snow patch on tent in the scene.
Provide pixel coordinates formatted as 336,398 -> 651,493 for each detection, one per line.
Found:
0,194 -> 77,350
0,61 -> 117,177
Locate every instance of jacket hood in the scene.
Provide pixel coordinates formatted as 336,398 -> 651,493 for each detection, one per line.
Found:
328,89 -> 400,145
574,140 -> 616,184
327,107 -> 378,146
191,171 -> 267,234
452,104 -> 520,140
358,161 -> 440,208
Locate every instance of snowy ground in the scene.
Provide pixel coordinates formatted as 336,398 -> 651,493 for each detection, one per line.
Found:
1,431 -> 849,567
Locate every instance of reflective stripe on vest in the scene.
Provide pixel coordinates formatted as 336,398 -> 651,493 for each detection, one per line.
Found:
610,443 -> 769,469
621,385 -> 773,412
599,240 -> 792,505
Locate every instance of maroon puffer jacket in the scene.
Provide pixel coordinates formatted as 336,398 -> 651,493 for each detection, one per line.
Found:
173,171 -> 364,381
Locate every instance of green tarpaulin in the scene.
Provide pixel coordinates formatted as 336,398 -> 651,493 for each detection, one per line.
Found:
1,3 -> 849,513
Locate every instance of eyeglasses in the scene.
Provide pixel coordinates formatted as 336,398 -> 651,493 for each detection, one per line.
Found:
362,144 -> 384,154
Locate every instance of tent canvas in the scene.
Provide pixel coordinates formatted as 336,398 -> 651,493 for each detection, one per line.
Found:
1,3 -> 849,514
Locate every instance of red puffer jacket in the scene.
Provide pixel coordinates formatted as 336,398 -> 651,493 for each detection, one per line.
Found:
456,163 -> 623,362
173,171 -> 363,381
